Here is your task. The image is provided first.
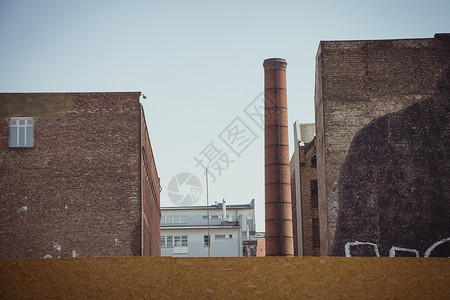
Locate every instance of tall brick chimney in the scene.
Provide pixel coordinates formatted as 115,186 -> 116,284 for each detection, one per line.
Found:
263,58 -> 294,256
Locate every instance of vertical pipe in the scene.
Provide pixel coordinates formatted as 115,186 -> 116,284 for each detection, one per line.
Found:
140,104 -> 144,256
263,58 -> 294,256
206,168 -> 210,257
293,121 -> 304,256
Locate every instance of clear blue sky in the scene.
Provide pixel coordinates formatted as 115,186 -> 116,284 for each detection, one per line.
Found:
1,0 -> 448,230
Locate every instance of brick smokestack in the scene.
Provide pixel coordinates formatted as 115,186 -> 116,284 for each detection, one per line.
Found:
263,58 -> 294,256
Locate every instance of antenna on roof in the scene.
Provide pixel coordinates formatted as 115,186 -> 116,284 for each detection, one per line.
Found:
206,168 -> 211,258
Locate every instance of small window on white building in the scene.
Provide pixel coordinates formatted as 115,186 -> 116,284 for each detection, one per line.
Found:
10,118 -> 34,147
162,216 -> 187,224
173,235 -> 188,247
246,217 -> 254,232
215,234 -> 232,240
172,216 -> 187,224
202,215 -> 222,220
167,236 -> 173,247
161,236 -> 170,247
204,235 -> 210,247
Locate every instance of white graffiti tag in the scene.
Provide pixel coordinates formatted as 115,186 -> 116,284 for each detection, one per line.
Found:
345,237 -> 450,257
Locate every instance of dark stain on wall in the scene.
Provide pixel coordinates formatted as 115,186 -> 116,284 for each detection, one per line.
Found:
0,93 -> 73,118
332,93 -> 450,257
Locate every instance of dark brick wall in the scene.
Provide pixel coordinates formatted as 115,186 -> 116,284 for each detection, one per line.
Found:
290,165 -> 297,256
141,109 -> 161,256
333,96 -> 449,257
315,34 -> 450,256
0,92 -> 160,258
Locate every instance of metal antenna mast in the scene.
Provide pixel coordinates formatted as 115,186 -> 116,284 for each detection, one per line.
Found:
206,168 -> 211,257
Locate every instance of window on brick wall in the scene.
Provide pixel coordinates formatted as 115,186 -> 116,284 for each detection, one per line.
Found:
311,152 -> 317,167
312,218 -> 320,248
311,180 -> 318,208
10,118 -> 34,147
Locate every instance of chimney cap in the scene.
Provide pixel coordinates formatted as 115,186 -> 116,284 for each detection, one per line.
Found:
263,58 -> 287,70
264,58 -> 286,62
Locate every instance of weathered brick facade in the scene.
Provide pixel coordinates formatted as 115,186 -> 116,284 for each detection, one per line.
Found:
315,34 -> 450,256
290,138 -> 319,256
0,92 -> 160,258
141,109 -> 161,256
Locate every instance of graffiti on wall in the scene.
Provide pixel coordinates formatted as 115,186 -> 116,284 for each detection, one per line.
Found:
345,237 -> 450,257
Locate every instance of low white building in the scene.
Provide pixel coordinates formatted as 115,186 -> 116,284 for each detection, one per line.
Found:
161,199 -> 256,257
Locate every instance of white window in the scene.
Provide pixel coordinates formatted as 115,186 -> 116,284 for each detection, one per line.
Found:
173,235 -> 188,247
246,217 -> 254,231
162,216 -> 186,224
167,236 -> 173,247
173,216 -> 187,224
202,215 -> 222,220
10,118 -> 34,147
162,235 -> 187,247
215,234 -> 233,240
204,235 -> 210,247
161,236 -> 174,248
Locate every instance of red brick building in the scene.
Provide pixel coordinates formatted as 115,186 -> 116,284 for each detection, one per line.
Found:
290,123 -> 319,256
0,92 -> 161,258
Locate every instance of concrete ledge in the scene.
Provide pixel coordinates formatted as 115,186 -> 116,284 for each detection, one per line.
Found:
1,257 -> 449,299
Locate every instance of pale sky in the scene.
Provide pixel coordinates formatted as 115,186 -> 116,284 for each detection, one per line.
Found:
1,0 -> 449,230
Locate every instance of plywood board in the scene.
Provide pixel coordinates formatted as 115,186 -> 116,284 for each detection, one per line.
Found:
1,257 -> 449,299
